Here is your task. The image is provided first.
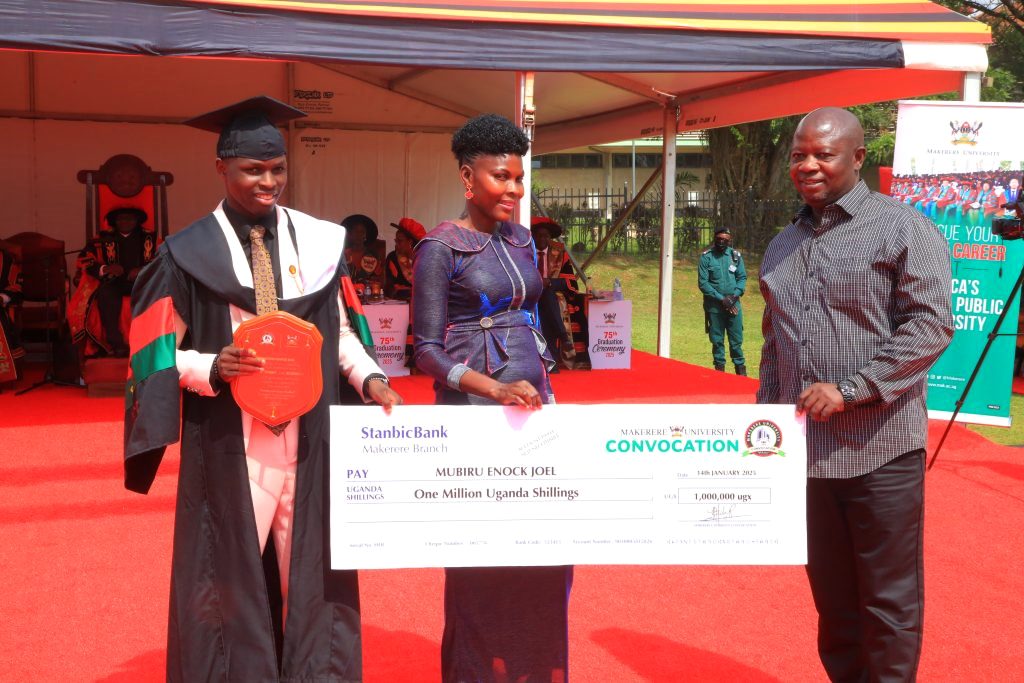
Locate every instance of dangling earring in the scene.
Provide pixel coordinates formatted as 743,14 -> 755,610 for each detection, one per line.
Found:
464,187 -> 474,200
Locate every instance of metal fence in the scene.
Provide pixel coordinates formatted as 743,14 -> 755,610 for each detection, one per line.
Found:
535,187 -> 802,258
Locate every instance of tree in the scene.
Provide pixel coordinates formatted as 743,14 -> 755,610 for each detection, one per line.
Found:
703,2 -> 1023,248
788,4 -> 1023,170
944,1 -> 1024,39
942,1 -> 1024,98
703,118 -> 802,251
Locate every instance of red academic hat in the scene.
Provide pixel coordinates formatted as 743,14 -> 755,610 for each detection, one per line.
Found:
390,217 -> 426,243
530,215 -> 563,238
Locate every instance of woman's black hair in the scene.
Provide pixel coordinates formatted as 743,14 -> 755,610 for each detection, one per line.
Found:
451,114 -> 530,166
340,213 -> 379,244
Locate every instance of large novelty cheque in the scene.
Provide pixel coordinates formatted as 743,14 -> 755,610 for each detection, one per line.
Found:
330,403 -> 806,569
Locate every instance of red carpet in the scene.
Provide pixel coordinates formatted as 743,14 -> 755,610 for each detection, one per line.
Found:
1,352 -> 1022,682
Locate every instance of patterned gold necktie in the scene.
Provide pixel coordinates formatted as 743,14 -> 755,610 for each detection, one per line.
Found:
249,226 -> 288,435
249,226 -> 278,316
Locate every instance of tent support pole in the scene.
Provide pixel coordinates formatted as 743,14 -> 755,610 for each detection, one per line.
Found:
579,166 -> 662,273
960,72 -> 982,102
286,62 -> 299,207
656,102 -> 679,358
515,71 -> 535,227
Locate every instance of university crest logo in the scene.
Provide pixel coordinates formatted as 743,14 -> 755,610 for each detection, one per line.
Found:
743,420 -> 785,457
949,120 -> 982,146
603,312 -> 617,324
378,317 -> 393,330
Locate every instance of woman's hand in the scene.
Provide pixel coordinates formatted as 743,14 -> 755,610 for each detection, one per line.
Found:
489,380 -> 543,410
367,378 -> 404,415
216,345 -> 264,382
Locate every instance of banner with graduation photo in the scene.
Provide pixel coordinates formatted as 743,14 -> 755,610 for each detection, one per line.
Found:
891,100 -> 1024,426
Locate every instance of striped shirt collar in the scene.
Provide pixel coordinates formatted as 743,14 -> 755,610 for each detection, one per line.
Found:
794,180 -> 871,232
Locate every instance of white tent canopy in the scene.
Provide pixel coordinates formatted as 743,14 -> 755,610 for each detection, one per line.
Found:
0,0 -> 990,355
0,51 -> 988,246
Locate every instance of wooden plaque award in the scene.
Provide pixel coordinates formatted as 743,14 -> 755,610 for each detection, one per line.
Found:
231,311 -> 323,428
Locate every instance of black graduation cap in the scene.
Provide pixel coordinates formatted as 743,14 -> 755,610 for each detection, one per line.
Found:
184,95 -> 307,160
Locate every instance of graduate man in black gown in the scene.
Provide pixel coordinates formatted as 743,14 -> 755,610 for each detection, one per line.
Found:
124,96 -> 402,682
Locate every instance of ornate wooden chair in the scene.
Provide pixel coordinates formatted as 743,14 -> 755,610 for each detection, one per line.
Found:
4,232 -> 68,341
71,154 -> 173,395
3,231 -> 78,392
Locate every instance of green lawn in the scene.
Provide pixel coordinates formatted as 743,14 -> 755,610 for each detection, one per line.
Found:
584,253 -> 1023,447
586,253 -> 764,377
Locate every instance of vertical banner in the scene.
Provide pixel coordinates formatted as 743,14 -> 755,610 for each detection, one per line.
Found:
588,300 -> 632,369
892,101 -> 1024,426
365,302 -> 411,377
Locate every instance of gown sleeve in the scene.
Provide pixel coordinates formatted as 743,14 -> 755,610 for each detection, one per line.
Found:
123,249 -> 190,494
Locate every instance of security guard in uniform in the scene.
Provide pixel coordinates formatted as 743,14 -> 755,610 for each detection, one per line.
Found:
698,226 -> 747,374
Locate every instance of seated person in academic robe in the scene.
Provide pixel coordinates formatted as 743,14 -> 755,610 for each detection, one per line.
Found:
70,207 -> 158,357
123,95 -> 403,682
0,242 -> 25,380
984,185 -> 1006,221
385,217 -> 426,371
531,216 -> 590,370
384,217 -> 426,301
903,181 -> 929,206
966,180 -> 993,226
341,213 -> 386,297
933,180 -> 960,216
948,181 -> 979,220
893,181 -> 911,203
913,180 -> 942,215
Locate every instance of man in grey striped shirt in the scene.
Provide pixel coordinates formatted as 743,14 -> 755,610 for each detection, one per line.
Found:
757,108 -> 953,682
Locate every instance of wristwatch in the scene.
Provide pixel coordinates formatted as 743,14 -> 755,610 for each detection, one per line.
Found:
837,379 -> 857,405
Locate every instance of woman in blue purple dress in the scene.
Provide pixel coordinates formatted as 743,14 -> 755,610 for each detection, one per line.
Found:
413,114 -> 572,682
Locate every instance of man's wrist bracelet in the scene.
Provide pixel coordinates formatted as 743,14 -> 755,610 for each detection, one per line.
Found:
210,357 -> 225,390
363,373 -> 389,395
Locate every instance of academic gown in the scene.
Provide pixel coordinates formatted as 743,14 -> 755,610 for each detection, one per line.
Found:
124,207 -> 375,682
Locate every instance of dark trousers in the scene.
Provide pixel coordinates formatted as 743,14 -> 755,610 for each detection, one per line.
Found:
94,278 -> 132,349
703,299 -> 744,367
806,449 -> 925,683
